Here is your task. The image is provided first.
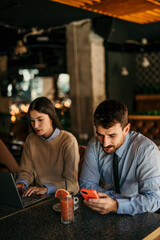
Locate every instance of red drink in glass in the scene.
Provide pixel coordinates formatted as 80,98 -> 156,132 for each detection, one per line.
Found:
60,195 -> 74,224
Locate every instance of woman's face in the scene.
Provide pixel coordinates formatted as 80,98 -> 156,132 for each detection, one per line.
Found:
29,110 -> 54,138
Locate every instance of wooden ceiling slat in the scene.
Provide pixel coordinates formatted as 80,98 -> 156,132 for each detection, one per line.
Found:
53,0 -> 103,7
77,0 -> 94,4
120,16 -> 147,24
141,11 -> 160,21
121,11 -> 160,24
126,11 -> 158,20
92,0 -> 102,2
145,10 -> 160,19
147,0 -> 160,6
54,0 -> 103,6
120,14 -> 148,22
153,8 -> 160,13
50,0 -> 160,24
53,0 -> 85,7
146,9 -> 160,17
85,0 -> 156,15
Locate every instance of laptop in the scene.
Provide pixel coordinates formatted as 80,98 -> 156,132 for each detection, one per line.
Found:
0,171 -> 51,208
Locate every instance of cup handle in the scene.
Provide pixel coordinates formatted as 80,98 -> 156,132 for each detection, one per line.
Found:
74,197 -> 79,204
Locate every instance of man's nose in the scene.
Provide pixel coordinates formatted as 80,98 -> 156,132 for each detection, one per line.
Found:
103,136 -> 109,147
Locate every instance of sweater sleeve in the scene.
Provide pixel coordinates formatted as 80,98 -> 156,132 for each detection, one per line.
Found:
16,136 -> 35,186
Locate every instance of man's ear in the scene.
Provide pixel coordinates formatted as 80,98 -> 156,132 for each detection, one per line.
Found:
124,123 -> 130,135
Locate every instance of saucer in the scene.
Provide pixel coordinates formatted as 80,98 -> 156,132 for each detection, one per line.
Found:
52,202 -> 79,212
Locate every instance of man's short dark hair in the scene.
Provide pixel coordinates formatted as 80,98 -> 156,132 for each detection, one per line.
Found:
94,99 -> 128,129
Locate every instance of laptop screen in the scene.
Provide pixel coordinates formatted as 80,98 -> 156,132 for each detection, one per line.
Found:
0,172 -> 51,208
0,172 -> 23,208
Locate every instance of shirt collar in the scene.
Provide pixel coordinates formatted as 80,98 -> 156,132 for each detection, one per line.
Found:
115,132 -> 130,158
40,128 -> 60,142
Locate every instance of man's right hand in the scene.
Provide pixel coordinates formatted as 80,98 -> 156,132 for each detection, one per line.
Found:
83,192 -> 118,214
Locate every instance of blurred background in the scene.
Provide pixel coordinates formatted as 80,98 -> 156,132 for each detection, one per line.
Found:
1,0 -> 160,161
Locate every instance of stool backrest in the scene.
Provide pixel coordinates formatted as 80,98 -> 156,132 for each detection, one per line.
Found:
78,145 -> 87,179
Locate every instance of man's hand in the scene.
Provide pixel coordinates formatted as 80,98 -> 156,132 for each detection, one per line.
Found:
22,186 -> 47,197
83,192 -> 118,214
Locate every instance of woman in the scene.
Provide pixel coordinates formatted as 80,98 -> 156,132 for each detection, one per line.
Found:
16,97 -> 79,196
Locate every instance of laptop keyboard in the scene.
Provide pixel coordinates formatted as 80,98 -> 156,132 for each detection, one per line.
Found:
22,193 -> 50,207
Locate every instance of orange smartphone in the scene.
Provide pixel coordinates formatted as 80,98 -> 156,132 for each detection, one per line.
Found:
80,188 -> 99,200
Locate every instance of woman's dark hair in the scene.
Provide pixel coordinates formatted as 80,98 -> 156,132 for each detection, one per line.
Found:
28,96 -> 62,131
94,99 -> 128,129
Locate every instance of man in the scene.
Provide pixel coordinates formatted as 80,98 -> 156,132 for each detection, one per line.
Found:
80,99 -> 160,216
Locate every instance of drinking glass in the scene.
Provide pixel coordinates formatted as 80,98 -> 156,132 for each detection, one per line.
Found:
60,195 -> 74,224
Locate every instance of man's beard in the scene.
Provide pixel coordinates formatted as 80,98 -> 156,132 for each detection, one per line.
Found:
102,145 -> 116,154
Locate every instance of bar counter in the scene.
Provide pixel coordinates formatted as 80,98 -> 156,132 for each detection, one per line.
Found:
0,197 -> 160,240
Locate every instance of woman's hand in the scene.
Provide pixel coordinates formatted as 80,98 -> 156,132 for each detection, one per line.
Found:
83,192 -> 118,214
16,182 -> 25,190
22,186 -> 47,197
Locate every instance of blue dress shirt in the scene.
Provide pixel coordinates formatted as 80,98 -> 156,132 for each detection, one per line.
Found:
16,128 -> 60,194
80,131 -> 160,215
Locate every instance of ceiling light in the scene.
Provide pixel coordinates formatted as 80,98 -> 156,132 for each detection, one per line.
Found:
121,66 -> 129,76
13,40 -> 28,56
11,39 -> 29,59
141,38 -> 148,45
142,56 -> 150,68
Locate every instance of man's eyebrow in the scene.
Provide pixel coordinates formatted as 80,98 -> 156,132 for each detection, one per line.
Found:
96,131 -> 103,135
109,133 -> 116,136
96,131 -> 116,136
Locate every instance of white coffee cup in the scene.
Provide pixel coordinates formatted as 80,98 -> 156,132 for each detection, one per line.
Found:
74,196 -> 79,205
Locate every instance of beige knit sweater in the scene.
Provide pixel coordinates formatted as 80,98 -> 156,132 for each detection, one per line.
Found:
17,130 -> 80,194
